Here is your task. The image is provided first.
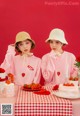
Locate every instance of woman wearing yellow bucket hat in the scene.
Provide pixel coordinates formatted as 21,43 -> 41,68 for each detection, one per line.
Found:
1,31 -> 41,86
41,28 -> 78,85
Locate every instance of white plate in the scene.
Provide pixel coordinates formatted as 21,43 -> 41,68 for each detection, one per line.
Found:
52,90 -> 80,99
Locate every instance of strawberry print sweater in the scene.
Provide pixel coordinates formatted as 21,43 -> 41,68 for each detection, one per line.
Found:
0,45 -> 41,86
41,50 -> 78,85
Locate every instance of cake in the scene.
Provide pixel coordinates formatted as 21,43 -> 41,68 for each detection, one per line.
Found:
0,68 -> 7,94
53,81 -> 80,98
59,83 -> 79,93
69,77 -> 79,86
5,73 -> 15,97
0,68 -> 15,97
5,83 -> 15,97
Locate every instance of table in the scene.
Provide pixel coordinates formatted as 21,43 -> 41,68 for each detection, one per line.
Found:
15,85 -> 72,116
0,84 -> 80,116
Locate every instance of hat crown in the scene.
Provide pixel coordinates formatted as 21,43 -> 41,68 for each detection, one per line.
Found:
16,31 -> 31,42
49,28 -> 65,40
15,31 -> 35,49
45,28 -> 68,44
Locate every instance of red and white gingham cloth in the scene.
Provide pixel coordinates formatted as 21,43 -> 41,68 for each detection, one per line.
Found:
15,85 -> 72,116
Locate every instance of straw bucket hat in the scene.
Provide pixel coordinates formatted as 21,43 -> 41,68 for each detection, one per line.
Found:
45,28 -> 68,44
15,31 -> 35,49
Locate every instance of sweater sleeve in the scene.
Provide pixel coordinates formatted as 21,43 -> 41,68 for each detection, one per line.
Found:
0,45 -> 16,74
33,59 -> 41,83
70,54 -> 78,77
41,54 -> 55,83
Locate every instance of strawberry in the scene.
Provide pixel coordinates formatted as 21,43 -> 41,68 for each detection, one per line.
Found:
74,77 -> 78,81
57,72 -> 60,76
6,80 -> 11,84
31,83 -> 42,90
69,77 -> 73,80
22,73 -> 25,77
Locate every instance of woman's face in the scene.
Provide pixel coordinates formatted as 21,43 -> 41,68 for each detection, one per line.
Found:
49,40 -> 63,52
18,39 -> 32,54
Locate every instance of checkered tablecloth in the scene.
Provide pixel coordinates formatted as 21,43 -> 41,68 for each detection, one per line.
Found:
15,85 -> 72,116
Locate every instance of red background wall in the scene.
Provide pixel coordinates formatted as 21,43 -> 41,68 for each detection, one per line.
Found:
0,0 -> 80,64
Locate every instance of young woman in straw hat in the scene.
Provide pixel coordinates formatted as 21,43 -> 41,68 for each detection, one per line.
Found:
1,31 -> 41,86
41,28 -> 78,85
